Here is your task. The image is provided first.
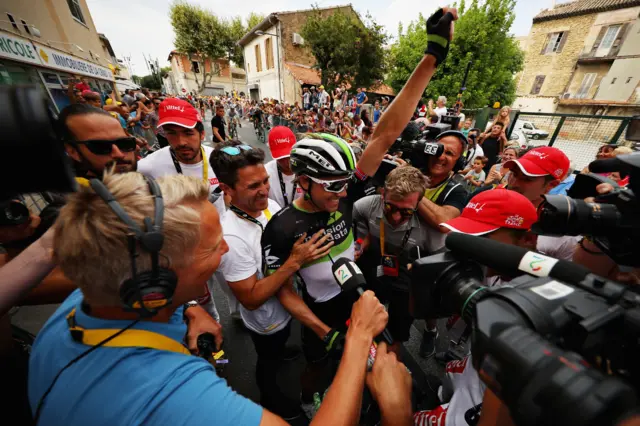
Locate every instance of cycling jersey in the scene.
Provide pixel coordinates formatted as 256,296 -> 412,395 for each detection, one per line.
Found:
262,178 -> 365,303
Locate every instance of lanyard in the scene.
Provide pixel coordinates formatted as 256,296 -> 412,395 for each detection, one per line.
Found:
277,165 -> 297,206
66,308 -> 191,355
424,176 -> 450,203
170,146 -> 208,183
380,217 -> 414,257
229,205 -> 272,231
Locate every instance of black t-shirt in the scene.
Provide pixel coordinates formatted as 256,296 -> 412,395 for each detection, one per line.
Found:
261,177 -> 367,303
211,115 -> 226,141
481,136 -> 500,173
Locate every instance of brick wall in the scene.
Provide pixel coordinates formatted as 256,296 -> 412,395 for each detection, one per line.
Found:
279,6 -> 357,66
518,14 -> 596,98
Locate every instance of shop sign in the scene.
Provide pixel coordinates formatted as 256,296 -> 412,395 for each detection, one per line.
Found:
33,43 -> 113,81
0,32 -> 42,65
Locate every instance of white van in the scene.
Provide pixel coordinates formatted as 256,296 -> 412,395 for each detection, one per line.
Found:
514,120 -> 550,140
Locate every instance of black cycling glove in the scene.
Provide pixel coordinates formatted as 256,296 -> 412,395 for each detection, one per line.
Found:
425,8 -> 456,66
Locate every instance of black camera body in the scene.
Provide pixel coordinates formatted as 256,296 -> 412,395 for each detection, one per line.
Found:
536,153 -> 640,266
411,238 -> 640,426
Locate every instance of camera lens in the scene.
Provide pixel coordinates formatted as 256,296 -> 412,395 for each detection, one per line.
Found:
537,195 -> 622,236
0,200 -> 30,226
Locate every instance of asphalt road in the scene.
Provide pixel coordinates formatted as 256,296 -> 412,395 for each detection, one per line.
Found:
12,112 -> 452,412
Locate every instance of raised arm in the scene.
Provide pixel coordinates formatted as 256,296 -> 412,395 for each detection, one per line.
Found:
357,8 -> 458,177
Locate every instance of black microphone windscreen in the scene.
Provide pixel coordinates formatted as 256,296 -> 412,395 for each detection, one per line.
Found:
588,158 -> 625,174
332,257 -> 366,292
445,233 -> 591,284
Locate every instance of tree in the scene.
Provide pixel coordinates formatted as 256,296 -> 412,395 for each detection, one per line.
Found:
169,1 -> 226,92
246,12 -> 264,30
132,75 -> 142,84
140,74 -> 162,90
301,8 -> 388,91
387,0 -> 524,108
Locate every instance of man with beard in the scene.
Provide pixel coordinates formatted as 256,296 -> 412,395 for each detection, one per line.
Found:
60,104 -> 138,181
137,98 -> 226,320
353,165 -> 444,356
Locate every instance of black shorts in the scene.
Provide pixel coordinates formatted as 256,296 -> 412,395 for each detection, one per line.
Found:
302,289 -> 359,363
248,321 -> 291,361
387,287 -> 414,342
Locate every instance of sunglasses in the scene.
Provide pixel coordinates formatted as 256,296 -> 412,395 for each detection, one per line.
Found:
221,144 -> 253,156
309,176 -> 351,193
75,137 -> 137,155
383,201 -> 416,218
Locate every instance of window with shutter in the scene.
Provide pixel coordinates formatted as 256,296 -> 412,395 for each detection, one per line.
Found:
530,75 -> 546,95
609,23 -> 629,57
255,45 -> 262,72
265,38 -> 273,69
576,73 -> 596,99
543,32 -> 564,54
595,25 -> 621,57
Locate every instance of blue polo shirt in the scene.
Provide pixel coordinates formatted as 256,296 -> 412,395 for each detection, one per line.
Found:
29,289 -> 263,426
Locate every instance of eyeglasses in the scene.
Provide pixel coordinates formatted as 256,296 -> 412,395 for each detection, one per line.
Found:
74,137 -> 137,155
383,201 -> 416,218
221,144 -> 253,156
308,176 -> 351,193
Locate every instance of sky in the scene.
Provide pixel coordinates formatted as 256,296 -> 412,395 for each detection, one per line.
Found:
86,0 -> 570,77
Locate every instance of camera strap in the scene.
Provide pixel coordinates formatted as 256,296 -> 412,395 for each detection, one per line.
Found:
170,146 -> 208,183
277,165 -> 297,207
379,219 -> 413,257
424,176 -> 450,203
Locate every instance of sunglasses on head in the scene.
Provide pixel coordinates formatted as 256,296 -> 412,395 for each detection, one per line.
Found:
383,201 -> 416,218
74,137 -> 137,155
221,144 -> 253,156
308,176 -> 351,193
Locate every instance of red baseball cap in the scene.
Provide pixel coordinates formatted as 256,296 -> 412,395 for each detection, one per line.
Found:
157,98 -> 202,129
503,146 -> 569,180
268,126 -> 297,160
441,189 -> 538,235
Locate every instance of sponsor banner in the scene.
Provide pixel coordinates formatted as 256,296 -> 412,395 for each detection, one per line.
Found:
33,42 -> 113,81
0,32 -> 41,65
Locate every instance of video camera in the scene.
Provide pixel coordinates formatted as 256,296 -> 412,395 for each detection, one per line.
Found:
535,118 -> 640,266
410,233 -> 639,426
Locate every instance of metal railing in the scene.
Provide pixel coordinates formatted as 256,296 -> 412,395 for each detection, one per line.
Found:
506,111 -> 634,171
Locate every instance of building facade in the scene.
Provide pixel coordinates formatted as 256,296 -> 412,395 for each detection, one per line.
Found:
238,5 -> 394,104
167,51 -> 247,96
514,0 -> 640,115
1,0 -> 118,111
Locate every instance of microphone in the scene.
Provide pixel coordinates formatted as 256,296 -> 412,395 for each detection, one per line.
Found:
444,232 -> 590,285
331,257 -> 394,344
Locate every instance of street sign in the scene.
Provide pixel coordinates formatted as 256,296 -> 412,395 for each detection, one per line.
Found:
181,88 -> 186,93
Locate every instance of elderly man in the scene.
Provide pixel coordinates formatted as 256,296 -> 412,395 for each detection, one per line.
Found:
27,171 -> 411,426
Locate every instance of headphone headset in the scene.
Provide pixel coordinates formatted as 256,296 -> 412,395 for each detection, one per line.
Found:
89,177 -> 177,317
34,176 -> 177,423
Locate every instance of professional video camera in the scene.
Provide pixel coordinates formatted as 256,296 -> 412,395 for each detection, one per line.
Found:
1,86 -> 75,201
411,232 -> 639,426
535,118 -> 640,267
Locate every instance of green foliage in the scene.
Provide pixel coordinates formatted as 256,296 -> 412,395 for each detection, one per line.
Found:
169,2 -> 262,91
301,8 -> 388,91
140,74 -> 162,90
388,0 -> 524,108
132,75 -> 142,84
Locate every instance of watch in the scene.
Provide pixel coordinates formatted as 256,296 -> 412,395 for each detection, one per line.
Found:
183,300 -> 199,322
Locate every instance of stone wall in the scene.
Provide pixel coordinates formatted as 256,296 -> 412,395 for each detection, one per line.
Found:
517,14 -> 596,98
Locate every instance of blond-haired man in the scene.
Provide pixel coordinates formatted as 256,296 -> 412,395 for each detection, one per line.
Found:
28,172 -> 405,426
353,165 -> 446,355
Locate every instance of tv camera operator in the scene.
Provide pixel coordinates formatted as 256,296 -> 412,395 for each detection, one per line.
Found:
410,147 -> 640,426
382,122 -> 470,357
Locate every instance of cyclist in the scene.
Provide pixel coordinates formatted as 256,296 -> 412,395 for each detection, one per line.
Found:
228,105 -> 239,139
261,7 -> 459,418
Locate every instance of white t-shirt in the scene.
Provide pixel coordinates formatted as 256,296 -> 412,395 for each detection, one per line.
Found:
354,121 -> 365,138
465,144 -> 485,169
137,146 -> 226,216
434,106 -> 448,122
537,235 -> 579,261
217,199 -> 291,335
265,159 -> 303,209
